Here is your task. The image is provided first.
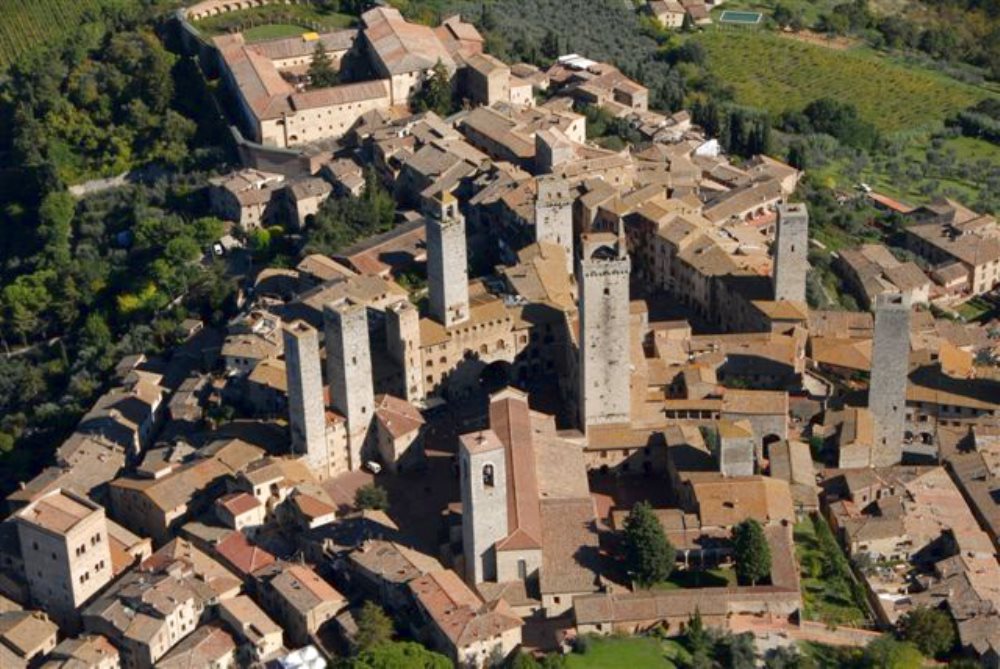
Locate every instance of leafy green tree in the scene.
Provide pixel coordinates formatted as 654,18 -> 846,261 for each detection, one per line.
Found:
508,651 -> 540,669
732,519 -> 771,586
765,645 -> 816,669
344,641 -> 451,669
355,483 -> 390,511
413,60 -> 453,115
541,29 -> 561,60
355,601 -> 394,651
623,501 -> 676,587
898,607 -> 955,658
863,636 -> 923,669
684,610 -> 713,668
308,42 -> 339,88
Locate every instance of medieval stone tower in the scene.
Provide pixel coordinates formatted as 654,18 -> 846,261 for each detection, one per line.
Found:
773,203 -> 809,303
869,292 -> 911,467
324,298 -> 374,471
427,190 -> 470,328
577,224 -> 632,431
386,299 -> 424,402
283,321 -> 330,473
718,420 -> 756,477
535,175 -> 575,275
460,430 -> 509,584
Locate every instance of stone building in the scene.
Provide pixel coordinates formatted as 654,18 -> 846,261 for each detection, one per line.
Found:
324,299 -> 375,471
577,227 -> 632,430
459,390 -> 600,615
869,293 -> 911,467
718,420 -> 755,477
772,203 -> 809,304
283,321 -> 335,477
15,490 -> 114,626
534,176 -> 575,275
427,191 -> 471,328
460,429 -> 508,584
463,53 -> 511,107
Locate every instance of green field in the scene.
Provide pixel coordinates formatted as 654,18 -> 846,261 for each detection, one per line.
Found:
565,637 -> 683,669
0,0 -> 119,69
243,23 -> 315,43
694,31 -> 992,134
652,567 -> 738,590
192,5 -> 356,37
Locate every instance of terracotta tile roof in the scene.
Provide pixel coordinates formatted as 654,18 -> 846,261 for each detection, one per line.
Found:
214,532 -> 276,576
290,79 -> 390,110
721,389 -> 788,416
409,570 -> 522,648
374,394 -> 425,439
539,498 -> 600,595
15,489 -> 96,534
156,623 -> 236,669
489,389 -> 543,551
218,492 -> 261,517
689,475 -> 796,527
362,6 -> 456,75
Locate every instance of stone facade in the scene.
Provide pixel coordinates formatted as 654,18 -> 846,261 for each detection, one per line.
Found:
869,293 -> 911,467
460,431 -> 509,584
718,421 -> 755,477
385,299 -> 425,402
15,490 -> 114,626
427,193 -> 471,328
283,322 -> 332,476
772,203 -> 809,303
324,299 -> 375,471
534,176 -> 575,275
577,229 -> 632,430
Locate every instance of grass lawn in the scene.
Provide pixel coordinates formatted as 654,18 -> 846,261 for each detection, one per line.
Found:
795,516 -> 872,626
955,297 -> 997,323
692,30 -> 993,134
565,636 -> 681,669
243,23 -> 314,42
652,567 -> 737,590
192,5 -> 356,37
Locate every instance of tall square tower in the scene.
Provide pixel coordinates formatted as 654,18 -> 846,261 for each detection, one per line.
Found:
869,293 -> 911,467
324,299 -> 375,470
773,203 -> 809,303
577,227 -> 632,431
16,489 -> 113,623
283,321 -> 330,474
426,191 -> 470,328
459,430 -> 508,584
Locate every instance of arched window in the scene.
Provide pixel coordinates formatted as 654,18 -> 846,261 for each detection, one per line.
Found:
482,464 -> 495,488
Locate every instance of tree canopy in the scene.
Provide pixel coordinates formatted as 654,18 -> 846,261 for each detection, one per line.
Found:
897,606 -> 956,658
355,601 -> 395,652
732,519 -> 772,586
340,641 -> 451,669
308,42 -> 339,88
623,501 -> 676,587
355,483 -> 390,511
412,60 -> 454,116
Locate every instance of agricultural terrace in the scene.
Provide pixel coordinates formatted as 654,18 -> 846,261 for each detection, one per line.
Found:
692,30 -> 993,134
0,0 -> 124,69
191,3 -> 356,40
